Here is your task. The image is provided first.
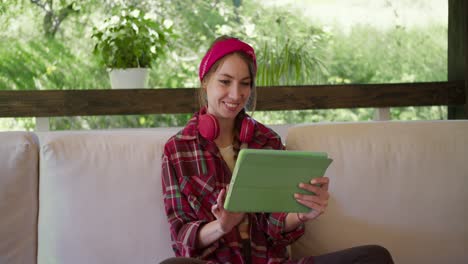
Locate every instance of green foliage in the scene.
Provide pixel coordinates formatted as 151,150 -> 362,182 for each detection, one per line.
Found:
0,1 -> 5,14
256,39 -> 328,86
0,0 -> 450,131
253,108 -> 375,125
91,7 -> 173,69
0,117 -> 35,132
317,24 -> 448,122
145,0 -> 252,88
251,7 -> 330,86
391,106 -> 447,120
49,113 -> 191,130
0,37 -> 108,89
326,25 -> 447,84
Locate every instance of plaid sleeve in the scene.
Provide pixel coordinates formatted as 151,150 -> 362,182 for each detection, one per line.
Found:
258,128 -> 286,151
161,148 -> 206,257
261,212 -> 305,247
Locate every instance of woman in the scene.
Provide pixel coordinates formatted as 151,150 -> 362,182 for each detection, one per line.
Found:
161,36 -> 393,264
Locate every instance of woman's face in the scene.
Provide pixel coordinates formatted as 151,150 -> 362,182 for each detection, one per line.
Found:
205,53 -> 252,122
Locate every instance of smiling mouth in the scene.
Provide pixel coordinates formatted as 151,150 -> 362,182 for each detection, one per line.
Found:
223,101 -> 240,111
225,102 -> 238,107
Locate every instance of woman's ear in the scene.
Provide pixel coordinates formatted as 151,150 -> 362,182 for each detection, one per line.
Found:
200,79 -> 207,90
199,82 -> 208,106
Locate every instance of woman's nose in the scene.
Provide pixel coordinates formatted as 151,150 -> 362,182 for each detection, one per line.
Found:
229,83 -> 243,99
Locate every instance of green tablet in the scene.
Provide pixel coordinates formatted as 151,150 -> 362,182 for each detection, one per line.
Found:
223,149 -> 333,213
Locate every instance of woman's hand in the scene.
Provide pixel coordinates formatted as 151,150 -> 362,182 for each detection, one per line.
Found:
211,186 -> 245,234
197,186 -> 245,248
295,177 -> 330,222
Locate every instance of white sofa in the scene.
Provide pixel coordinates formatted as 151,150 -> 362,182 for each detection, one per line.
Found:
1,121 -> 467,264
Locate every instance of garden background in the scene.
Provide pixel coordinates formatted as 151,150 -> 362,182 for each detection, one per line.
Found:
0,0 -> 447,130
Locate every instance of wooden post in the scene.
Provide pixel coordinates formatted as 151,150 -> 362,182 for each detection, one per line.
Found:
448,0 -> 468,119
373,107 -> 391,121
35,117 -> 50,132
463,10 -> 468,119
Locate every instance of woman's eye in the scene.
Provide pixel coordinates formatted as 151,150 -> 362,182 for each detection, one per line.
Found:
241,82 -> 251,86
219,80 -> 230,85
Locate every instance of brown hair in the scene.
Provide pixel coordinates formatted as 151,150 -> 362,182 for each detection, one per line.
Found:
198,36 -> 257,160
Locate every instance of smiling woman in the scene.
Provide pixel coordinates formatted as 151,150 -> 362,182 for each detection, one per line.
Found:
159,36 -> 394,264
197,37 -> 257,150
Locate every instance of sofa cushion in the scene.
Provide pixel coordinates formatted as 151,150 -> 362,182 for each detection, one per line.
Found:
37,129 -> 180,264
0,132 -> 38,264
287,121 -> 468,264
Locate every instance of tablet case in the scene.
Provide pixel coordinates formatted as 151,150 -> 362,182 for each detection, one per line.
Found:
224,149 -> 333,213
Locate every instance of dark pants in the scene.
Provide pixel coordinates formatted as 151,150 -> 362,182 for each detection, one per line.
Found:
308,245 -> 394,264
160,244 -> 394,264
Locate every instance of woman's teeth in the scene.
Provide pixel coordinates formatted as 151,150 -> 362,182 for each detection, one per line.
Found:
225,102 -> 238,108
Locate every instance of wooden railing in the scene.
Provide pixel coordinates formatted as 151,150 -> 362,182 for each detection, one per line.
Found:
0,81 -> 465,118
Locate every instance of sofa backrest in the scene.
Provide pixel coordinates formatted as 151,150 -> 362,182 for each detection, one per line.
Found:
4,121 -> 466,264
0,132 -> 38,264
287,121 -> 468,264
36,128 -> 180,264
0,124 -> 291,264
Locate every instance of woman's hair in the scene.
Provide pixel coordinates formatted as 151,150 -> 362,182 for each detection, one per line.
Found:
198,36 -> 257,160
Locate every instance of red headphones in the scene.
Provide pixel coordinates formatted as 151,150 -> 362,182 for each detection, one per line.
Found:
198,109 -> 256,143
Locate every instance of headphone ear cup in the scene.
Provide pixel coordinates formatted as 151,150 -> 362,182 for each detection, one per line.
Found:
198,113 -> 219,141
239,116 -> 255,143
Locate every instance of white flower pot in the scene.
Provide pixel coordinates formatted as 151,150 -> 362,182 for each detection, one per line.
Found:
109,68 -> 149,89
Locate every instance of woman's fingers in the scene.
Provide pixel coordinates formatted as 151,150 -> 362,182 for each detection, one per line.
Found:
211,204 -> 219,213
299,183 -> 323,197
217,188 -> 226,206
292,177 -> 331,221
310,177 -> 330,191
212,188 -> 226,218
296,199 -> 325,213
294,193 -> 328,206
299,178 -> 330,198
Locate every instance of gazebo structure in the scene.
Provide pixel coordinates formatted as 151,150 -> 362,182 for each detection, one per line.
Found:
0,2 -> 467,264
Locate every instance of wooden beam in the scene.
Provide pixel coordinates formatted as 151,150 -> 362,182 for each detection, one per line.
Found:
255,82 -> 464,111
0,88 -> 199,117
0,81 -> 464,117
466,1 -> 468,118
448,0 -> 467,118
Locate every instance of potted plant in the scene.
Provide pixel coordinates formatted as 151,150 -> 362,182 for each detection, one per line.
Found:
92,7 -> 172,89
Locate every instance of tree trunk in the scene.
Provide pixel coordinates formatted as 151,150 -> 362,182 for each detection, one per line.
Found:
30,0 -> 78,38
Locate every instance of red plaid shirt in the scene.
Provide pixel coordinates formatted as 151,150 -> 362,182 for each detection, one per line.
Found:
161,111 -> 305,263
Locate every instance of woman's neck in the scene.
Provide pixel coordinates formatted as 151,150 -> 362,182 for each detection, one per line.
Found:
214,117 -> 235,148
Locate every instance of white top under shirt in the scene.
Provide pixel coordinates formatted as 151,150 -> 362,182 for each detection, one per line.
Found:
219,145 -> 236,172
219,145 -> 249,239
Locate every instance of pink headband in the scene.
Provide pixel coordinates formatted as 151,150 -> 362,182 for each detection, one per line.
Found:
199,38 -> 257,82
